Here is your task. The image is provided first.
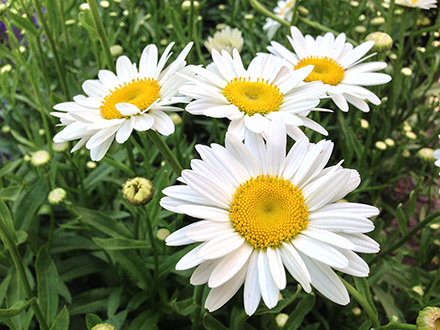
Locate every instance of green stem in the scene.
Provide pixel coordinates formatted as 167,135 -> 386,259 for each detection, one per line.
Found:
341,278 -> 380,328
290,0 -> 301,26
191,285 -> 204,330
0,217 -> 49,330
374,209 -> 440,262
86,0 -> 115,71
31,0 -> 70,100
359,106 -> 379,171
142,208 -> 159,278
374,323 -> 417,330
145,130 -> 183,175
385,0 -> 395,35
126,142 -> 137,174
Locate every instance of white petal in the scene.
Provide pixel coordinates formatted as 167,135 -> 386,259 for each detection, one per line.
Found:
338,233 -> 380,253
301,228 -> 356,250
176,244 -> 206,270
133,115 -> 154,131
165,223 -> 198,246
177,205 -> 231,222
82,79 -> 109,97
244,250 -> 261,316
115,116 -> 135,143
258,250 -> 279,309
266,247 -> 286,290
280,243 -> 311,292
115,103 -> 140,116
190,259 -> 220,285
139,44 -> 158,78
184,220 -> 233,241
244,114 -> 270,134
198,233 -> 245,260
116,55 -> 135,83
98,69 -> 119,90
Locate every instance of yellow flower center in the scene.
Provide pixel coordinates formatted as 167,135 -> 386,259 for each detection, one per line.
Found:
222,78 -> 283,116
294,56 -> 345,86
229,175 -> 309,249
411,0 -> 418,3
100,78 -> 160,120
278,0 -> 294,16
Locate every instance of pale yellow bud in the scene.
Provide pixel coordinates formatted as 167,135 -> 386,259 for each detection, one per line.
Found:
375,141 -> 387,150
48,188 -> 67,205
31,150 -> 50,167
122,177 -> 154,206
157,228 -> 170,240
385,138 -> 395,147
275,313 -> 289,327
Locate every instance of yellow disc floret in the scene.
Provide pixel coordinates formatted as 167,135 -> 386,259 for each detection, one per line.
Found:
223,77 -> 283,116
229,175 -> 309,249
294,56 -> 345,86
100,78 -> 160,119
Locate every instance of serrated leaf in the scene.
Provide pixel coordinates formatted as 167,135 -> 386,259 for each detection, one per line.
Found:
50,306 -> 69,330
36,246 -> 59,325
92,237 -> 150,250
0,298 -> 36,322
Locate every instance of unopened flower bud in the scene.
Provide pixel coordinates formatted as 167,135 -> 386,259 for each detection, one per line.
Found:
122,177 -> 154,206
38,129 -> 45,136
100,0 -> 110,8
1,64 -> 12,74
87,161 -> 97,169
417,306 -> 440,330
244,14 -> 254,20
360,119 -> 369,129
375,141 -> 387,150
412,285 -> 424,296
370,17 -> 385,26
298,6 -> 309,16
65,19 -> 76,26
385,138 -> 395,147
1,125 -> 11,134
352,307 -> 362,315
218,4 -> 226,10
31,150 -> 50,167
79,3 -> 89,10
417,148 -> 434,161
110,45 -> 123,58
0,3 -> 7,16
275,313 -> 289,327
181,0 -> 199,11
401,67 -> 412,76
365,32 -> 393,52
354,26 -> 367,33
48,188 -> 67,205
53,142 -> 69,152
91,324 -> 117,330
157,228 -> 170,240
169,113 -> 182,125
350,1 -> 359,7
402,150 -> 410,157
405,131 -> 417,140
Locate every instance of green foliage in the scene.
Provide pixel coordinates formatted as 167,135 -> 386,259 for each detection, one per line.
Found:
0,0 -> 439,329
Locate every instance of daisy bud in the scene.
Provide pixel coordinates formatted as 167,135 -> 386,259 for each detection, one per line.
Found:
417,148 -> 434,161
350,1 -> 360,7
100,0 -> 110,8
417,46 -> 426,53
430,223 -> 440,230
432,40 -> 440,47
389,53 -> 397,60
375,141 -> 387,150
204,25 -> 244,55
1,125 -> 10,134
352,307 -> 362,315
385,138 -> 395,147
358,14 -> 366,21
31,150 -> 50,167
53,142 -> 69,153
122,177 -> 154,206
412,285 -> 424,296
65,19 -> 76,26
19,46 -> 25,53
157,228 -> 170,241
86,161 -> 97,169
48,188 -> 67,205
24,154 -> 31,162
119,22 -> 125,27
354,26 -> 367,33
417,306 -> 440,330
39,129 -> 45,136
91,324 -> 117,330
401,67 -> 412,76
405,131 -> 417,140
244,14 -> 254,20
365,32 -> 393,52
169,113 -> 182,125
370,17 -> 385,26
218,4 -> 226,10
417,17 -> 431,26
109,45 -> 123,58
0,4 -> 7,15
109,12 -> 118,17
181,0 -> 199,11
403,121 -> 412,132
402,150 -> 410,157
275,313 -> 289,327
160,39 -> 168,46
360,119 -> 369,129
123,9 -> 128,16
298,6 -> 309,16
0,64 -> 12,74
79,3 -> 89,10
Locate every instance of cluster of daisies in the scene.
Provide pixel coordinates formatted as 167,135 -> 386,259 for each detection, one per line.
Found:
52,26 -> 391,314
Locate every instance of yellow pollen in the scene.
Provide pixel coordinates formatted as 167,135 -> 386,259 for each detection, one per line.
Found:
229,174 -> 309,249
100,78 -> 160,120
294,56 -> 345,86
278,1 -> 293,16
222,77 -> 283,116
411,0 -> 418,3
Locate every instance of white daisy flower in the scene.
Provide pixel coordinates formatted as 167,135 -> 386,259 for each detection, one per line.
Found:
51,42 -> 193,161
161,121 -> 380,315
268,26 -> 392,112
204,26 -> 244,55
384,0 -> 437,9
180,49 -> 330,141
263,0 -> 296,40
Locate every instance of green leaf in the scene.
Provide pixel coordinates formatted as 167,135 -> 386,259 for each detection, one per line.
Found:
78,11 -> 99,40
203,313 -> 229,330
354,277 -> 378,319
15,177 -> 49,231
49,306 -> 69,330
373,287 -> 405,322
36,246 -> 60,325
128,310 -> 158,330
76,207 -> 133,239
85,313 -> 102,329
7,11 -> 39,37
107,250 -> 150,290
0,159 -> 22,179
169,298 -> 197,316
283,294 -> 315,330
0,298 -> 36,322
358,320 -> 372,330
395,203 -> 408,236
107,287 -> 123,318
0,185 -> 23,201
0,274 -> 12,308
0,200 -> 18,243
9,129 -> 38,149
92,237 -> 150,250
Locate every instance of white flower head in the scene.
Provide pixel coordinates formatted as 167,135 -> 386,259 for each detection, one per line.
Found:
204,26 -> 244,55
161,120 -> 380,315
384,0 -> 437,9
263,1 -> 296,40
51,42 -> 193,161
180,50 -> 330,141
268,26 -> 392,112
